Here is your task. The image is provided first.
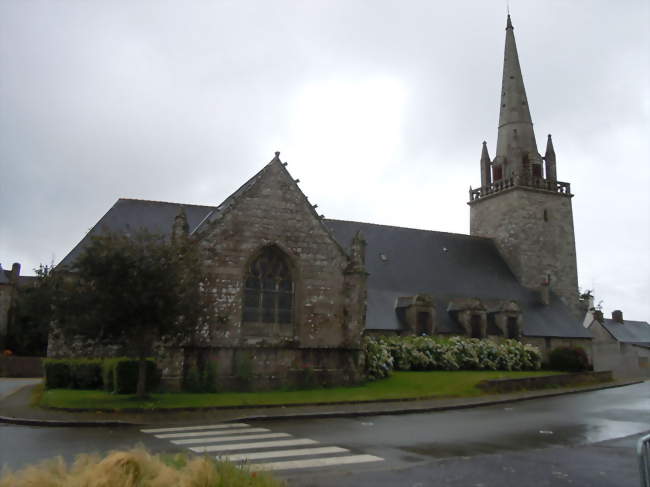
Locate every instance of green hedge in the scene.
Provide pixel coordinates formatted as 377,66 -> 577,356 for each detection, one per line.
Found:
548,346 -> 590,371
70,359 -> 103,389
43,357 -> 159,393
43,359 -> 73,389
114,358 -> 160,394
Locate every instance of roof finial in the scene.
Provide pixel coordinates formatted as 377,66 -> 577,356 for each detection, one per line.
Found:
506,14 -> 513,30
274,151 -> 280,158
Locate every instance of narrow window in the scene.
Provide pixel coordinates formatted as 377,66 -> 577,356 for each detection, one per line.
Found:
532,164 -> 542,178
507,317 -> 519,339
543,209 -> 548,222
416,311 -> 430,335
243,246 -> 293,325
493,165 -> 503,181
470,315 -> 483,339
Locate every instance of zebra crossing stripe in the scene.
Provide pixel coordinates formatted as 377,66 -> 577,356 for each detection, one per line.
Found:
172,432 -> 291,445
155,427 -> 269,439
190,438 -> 318,453
141,423 -> 249,434
219,446 -> 349,462
251,454 -> 384,471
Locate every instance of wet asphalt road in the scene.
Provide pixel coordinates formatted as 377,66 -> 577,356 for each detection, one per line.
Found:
1,382 -> 648,486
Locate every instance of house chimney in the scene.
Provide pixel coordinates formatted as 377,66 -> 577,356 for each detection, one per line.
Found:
10,262 -> 21,284
611,310 -> 624,323
592,309 -> 604,323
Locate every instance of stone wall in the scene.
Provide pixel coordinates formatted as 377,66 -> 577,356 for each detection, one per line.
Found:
0,356 -> 43,377
470,187 -> 580,317
477,370 -> 612,393
194,159 -> 364,350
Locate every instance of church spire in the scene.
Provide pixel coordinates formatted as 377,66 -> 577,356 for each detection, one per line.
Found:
495,14 -> 540,176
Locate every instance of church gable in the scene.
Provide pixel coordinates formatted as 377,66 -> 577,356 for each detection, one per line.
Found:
195,153 -> 358,349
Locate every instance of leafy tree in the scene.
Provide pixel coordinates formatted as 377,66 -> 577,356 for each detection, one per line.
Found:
6,264 -> 54,356
54,230 -> 207,398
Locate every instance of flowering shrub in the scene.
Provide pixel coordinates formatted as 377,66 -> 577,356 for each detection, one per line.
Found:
363,335 -> 542,379
363,337 -> 394,380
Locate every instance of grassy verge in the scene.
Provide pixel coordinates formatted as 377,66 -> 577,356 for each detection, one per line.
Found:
0,447 -> 284,487
40,370 -> 562,411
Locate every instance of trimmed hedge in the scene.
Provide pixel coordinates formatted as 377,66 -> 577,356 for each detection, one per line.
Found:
43,359 -> 72,389
70,359 -> 103,389
364,335 -> 542,380
103,358 -> 160,394
548,346 -> 590,372
44,357 -> 159,393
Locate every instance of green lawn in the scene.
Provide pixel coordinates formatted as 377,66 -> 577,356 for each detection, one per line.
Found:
40,370 -> 561,411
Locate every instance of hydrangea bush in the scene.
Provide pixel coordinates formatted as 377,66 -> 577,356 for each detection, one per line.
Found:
363,335 -> 542,379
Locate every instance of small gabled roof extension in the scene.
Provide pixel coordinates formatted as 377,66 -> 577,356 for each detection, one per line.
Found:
599,319 -> 650,345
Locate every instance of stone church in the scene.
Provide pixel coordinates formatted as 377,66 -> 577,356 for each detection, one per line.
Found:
49,15 -> 592,389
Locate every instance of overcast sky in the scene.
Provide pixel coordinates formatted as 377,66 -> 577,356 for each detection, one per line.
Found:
1,0 -> 648,321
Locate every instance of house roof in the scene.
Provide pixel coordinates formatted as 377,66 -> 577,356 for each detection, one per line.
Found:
598,318 -> 650,344
324,219 -> 591,338
57,199 -> 216,268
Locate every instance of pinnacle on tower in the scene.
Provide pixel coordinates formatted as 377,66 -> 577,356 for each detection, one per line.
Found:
480,141 -> 492,188
544,134 -> 557,181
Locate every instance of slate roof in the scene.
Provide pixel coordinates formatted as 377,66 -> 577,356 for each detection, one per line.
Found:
599,319 -> 650,345
324,219 -> 591,338
57,199 -> 216,268
56,198 -> 590,339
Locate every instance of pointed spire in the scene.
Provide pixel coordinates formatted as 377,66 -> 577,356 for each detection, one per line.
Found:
480,141 -> 492,188
544,134 -> 557,181
495,14 -> 540,178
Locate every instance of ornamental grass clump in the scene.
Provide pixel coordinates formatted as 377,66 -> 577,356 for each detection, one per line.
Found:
0,447 -> 284,487
363,335 -> 542,380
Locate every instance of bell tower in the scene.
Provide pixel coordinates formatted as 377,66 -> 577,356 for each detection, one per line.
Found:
469,15 -> 580,315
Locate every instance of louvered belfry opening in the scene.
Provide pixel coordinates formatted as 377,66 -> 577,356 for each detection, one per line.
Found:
243,245 -> 294,325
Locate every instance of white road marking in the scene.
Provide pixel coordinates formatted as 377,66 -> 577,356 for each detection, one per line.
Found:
251,454 -> 384,471
141,423 -> 385,472
172,432 -> 291,445
190,438 -> 318,453
141,423 -> 249,434
155,427 -> 269,439
220,446 -> 349,462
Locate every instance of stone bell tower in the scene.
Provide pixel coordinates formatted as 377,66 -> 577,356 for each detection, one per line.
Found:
469,15 -> 580,315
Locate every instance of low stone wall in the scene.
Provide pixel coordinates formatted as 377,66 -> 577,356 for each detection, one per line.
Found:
0,356 -> 44,377
476,371 -> 612,394
162,346 -> 364,392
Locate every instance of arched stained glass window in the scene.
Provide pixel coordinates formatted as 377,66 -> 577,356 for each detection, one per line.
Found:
243,246 -> 293,325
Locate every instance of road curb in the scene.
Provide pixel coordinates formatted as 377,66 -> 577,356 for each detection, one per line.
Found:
0,415 -> 140,427
235,379 -> 644,422
0,379 -> 643,427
